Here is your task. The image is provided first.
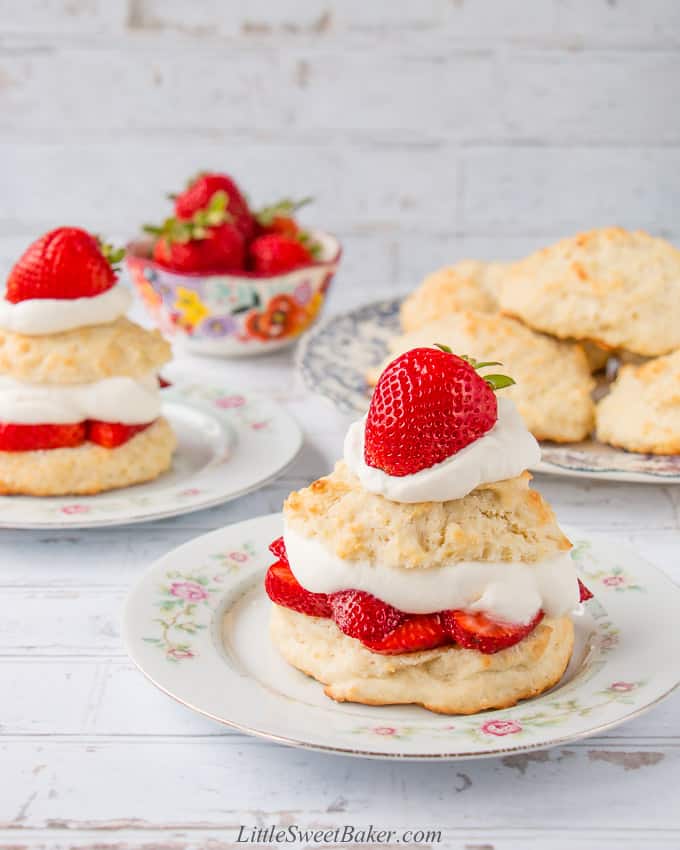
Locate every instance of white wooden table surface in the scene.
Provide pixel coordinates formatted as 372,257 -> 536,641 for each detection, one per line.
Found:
1,303 -> 679,850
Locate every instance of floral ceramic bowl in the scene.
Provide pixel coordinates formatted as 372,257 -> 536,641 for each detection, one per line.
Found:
125,230 -> 341,357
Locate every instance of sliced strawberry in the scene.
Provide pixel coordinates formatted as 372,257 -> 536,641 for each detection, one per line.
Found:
578,579 -> 593,602
329,589 -> 404,643
6,227 -> 122,303
442,609 -> 544,655
264,559 -> 331,618
364,613 -> 447,654
0,422 -> 86,452
88,421 -> 153,448
268,536 -> 287,561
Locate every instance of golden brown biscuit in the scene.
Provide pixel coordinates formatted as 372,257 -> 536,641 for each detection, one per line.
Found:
367,311 -> 595,442
271,605 -> 574,715
0,417 -> 176,495
400,261 -> 506,332
284,464 -> 571,569
596,349 -> 680,454
0,318 -> 171,384
497,228 -> 680,356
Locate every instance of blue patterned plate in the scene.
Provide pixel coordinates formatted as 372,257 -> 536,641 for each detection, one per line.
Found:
297,298 -> 680,484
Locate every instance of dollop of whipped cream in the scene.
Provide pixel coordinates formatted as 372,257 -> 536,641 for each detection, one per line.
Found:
0,373 -> 161,425
0,283 -> 132,336
284,526 -> 579,624
344,397 -> 541,504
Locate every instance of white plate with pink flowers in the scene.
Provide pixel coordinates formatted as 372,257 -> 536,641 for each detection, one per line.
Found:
0,387 -> 302,530
123,514 -> 680,760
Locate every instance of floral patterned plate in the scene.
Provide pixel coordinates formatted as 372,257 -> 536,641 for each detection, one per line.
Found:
123,514 -> 680,760
0,387 -> 302,530
297,298 -> 680,484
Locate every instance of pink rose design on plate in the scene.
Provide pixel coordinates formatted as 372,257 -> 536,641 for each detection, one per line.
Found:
61,504 -> 90,515
215,395 -> 246,409
373,727 -> 397,736
169,581 -> 209,602
603,576 -> 625,587
229,551 -> 248,563
167,648 -> 194,660
180,488 -> 201,497
480,719 -> 522,737
610,681 -> 636,692
251,421 -> 269,430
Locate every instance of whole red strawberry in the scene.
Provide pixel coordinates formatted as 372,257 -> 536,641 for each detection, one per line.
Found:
248,233 -> 316,274
6,227 -> 122,303
365,347 -> 515,477
153,223 -> 244,274
174,172 -> 256,241
146,192 -> 245,273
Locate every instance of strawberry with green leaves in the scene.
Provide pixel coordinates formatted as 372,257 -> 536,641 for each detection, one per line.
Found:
173,172 -> 256,241
145,191 -> 245,274
249,197 -> 321,273
365,345 -> 515,477
6,227 -> 124,303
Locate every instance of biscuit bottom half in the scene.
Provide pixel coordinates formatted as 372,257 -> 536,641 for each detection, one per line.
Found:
271,604 -> 574,715
0,417 -> 177,496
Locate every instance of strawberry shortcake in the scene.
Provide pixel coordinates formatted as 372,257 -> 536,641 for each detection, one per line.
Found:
265,346 -> 590,714
0,227 -> 176,495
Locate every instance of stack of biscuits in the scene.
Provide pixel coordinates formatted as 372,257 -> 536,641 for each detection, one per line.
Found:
374,227 -> 680,455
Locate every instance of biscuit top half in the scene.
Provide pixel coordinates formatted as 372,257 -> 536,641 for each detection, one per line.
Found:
498,227 -> 680,356
0,317 -> 172,384
284,462 -> 571,569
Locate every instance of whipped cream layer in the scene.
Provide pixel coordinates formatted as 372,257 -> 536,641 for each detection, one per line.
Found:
0,373 -> 161,425
284,526 -> 580,625
344,397 -> 541,504
0,283 -> 132,335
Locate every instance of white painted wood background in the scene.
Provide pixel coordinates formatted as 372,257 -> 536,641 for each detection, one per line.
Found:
1,2 -> 680,848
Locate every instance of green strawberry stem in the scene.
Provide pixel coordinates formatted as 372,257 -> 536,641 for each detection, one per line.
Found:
255,196 -> 313,226
434,344 -> 516,391
143,191 -> 232,244
97,238 -> 125,272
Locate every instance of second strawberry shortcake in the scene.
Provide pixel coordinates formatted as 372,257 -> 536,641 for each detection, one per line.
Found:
265,346 -> 591,714
0,227 -> 176,496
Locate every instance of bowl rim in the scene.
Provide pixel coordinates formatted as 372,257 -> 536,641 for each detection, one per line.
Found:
124,228 -> 342,282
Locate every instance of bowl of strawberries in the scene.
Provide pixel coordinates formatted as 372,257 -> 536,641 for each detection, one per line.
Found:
126,172 -> 341,356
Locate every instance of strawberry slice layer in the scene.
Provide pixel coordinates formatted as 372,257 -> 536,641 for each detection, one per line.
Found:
0,419 -> 155,452
264,538 -> 587,656
264,560 -> 331,618
87,421 -> 152,448
0,422 -> 86,452
442,609 -> 545,655
330,589 -> 404,644
364,613 -> 447,655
